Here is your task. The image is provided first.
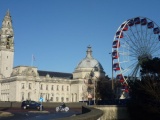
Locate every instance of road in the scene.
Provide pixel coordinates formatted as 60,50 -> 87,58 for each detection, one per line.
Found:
0,108 -> 81,120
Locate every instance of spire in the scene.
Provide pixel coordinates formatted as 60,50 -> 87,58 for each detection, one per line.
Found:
1,9 -> 13,32
6,9 -> 10,17
86,45 -> 93,58
0,10 -> 14,50
3,9 -> 11,22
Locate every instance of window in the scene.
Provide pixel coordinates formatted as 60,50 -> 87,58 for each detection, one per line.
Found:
88,79 -> 92,84
30,101 -> 36,104
82,97 -> 84,101
57,85 -> 59,91
66,98 -> 69,102
29,83 -> 32,89
94,67 -> 98,71
56,97 -> 59,102
67,86 -> 69,91
40,93 -> 43,97
62,86 -> 64,91
21,92 -> 24,101
46,85 -> 48,90
61,97 -> 64,102
40,84 -> 43,90
28,92 -> 31,100
21,83 -> 25,89
51,85 -> 54,90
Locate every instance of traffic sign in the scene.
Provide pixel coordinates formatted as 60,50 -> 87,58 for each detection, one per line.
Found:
39,97 -> 43,102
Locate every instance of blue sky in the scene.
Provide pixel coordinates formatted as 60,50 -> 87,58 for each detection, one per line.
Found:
0,0 -> 160,77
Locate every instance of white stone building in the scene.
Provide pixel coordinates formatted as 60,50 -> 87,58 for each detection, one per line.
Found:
0,11 -> 105,102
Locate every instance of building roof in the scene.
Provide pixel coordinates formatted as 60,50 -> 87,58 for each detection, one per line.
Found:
38,70 -> 73,79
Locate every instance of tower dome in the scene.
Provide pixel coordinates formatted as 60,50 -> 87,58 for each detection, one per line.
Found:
73,46 -> 105,79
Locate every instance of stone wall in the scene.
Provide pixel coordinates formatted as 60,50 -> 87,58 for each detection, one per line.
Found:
94,105 -> 130,120
54,106 -> 103,120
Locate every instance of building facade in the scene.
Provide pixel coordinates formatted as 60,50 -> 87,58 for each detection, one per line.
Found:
0,11 -> 105,102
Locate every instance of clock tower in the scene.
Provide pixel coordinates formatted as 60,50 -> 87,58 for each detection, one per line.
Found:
0,10 -> 14,78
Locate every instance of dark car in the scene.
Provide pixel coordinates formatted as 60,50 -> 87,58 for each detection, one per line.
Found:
21,100 -> 43,110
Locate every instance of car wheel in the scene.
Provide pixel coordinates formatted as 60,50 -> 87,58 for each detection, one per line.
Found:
23,106 -> 27,109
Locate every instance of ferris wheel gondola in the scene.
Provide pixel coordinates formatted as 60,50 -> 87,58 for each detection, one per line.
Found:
112,17 -> 160,98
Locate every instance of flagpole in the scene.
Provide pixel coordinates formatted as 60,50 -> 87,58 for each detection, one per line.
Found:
31,54 -> 33,66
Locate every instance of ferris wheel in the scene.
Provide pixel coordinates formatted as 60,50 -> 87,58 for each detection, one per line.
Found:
112,17 -> 160,94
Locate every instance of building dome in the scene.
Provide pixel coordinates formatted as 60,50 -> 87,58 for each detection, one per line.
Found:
77,58 -> 103,70
73,46 -> 105,79
75,46 -> 104,70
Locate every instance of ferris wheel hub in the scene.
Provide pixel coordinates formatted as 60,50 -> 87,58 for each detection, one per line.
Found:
138,54 -> 152,62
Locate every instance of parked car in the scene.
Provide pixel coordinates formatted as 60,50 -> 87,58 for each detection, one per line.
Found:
21,100 -> 43,110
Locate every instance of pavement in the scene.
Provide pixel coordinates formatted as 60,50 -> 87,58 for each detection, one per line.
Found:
0,111 -> 14,117
28,110 -> 50,113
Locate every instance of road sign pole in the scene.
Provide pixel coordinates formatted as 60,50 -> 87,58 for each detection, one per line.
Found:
39,97 -> 43,111
40,101 -> 42,111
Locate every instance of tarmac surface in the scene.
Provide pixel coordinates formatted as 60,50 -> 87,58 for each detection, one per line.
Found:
0,108 -> 81,120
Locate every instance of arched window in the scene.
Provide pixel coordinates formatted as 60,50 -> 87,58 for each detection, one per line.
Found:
61,97 -> 64,102
21,92 -> 24,101
46,85 -> 48,90
57,85 -> 59,91
75,93 -> 77,102
28,92 -> 31,100
56,93 -> 59,102
67,86 -> 69,91
56,97 -> 59,102
29,83 -> 32,89
62,86 -> 64,91
66,98 -> 69,102
21,83 -> 25,89
72,94 -> 74,102
50,93 -> 54,101
88,79 -> 92,84
40,93 -> 43,97
51,85 -> 54,90
40,84 -> 43,90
